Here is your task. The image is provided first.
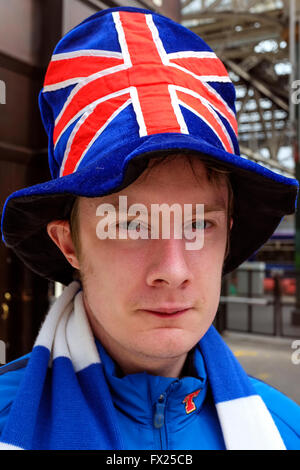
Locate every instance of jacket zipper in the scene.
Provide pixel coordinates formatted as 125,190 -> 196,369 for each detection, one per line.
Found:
153,379 -> 180,449
153,379 -> 181,449
153,393 -> 167,449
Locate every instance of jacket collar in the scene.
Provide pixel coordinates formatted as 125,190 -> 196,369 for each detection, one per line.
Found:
96,341 -> 208,426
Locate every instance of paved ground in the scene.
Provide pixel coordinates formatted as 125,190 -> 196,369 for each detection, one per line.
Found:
222,330 -> 300,405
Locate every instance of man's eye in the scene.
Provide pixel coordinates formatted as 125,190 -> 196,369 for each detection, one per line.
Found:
190,220 -> 212,230
118,220 -> 148,231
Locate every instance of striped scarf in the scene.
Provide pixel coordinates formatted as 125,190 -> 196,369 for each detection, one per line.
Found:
0,281 -> 286,450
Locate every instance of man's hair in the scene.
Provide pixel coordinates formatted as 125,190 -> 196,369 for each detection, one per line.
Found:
69,153 -> 234,280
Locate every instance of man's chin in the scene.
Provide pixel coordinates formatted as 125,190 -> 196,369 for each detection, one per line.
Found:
133,328 -> 201,360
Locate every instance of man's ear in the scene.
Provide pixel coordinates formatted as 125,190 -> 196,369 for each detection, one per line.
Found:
47,220 -> 80,269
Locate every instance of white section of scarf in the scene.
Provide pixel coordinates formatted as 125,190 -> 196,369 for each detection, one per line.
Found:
34,281 -> 100,372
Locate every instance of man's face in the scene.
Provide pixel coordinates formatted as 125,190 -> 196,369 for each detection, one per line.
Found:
75,155 -> 231,368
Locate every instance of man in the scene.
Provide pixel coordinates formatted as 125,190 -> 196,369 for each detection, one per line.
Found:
0,6 -> 299,450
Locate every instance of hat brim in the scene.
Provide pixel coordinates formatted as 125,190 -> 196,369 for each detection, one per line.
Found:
1,132 -> 298,285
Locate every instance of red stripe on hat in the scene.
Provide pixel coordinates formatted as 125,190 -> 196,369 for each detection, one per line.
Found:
44,55 -> 123,87
169,56 -> 230,78
177,89 -> 233,153
61,93 -> 130,176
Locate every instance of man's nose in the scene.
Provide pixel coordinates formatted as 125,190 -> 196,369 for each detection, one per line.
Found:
146,237 -> 193,289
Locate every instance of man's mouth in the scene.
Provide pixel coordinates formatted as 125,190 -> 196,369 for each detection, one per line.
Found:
140,307 -> 192,318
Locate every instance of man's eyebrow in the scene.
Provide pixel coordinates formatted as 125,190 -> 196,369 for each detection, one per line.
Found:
104,195 -> 121,206
100,195 -> 141,210
204,205 -> 226,213
97,197 -> 226,213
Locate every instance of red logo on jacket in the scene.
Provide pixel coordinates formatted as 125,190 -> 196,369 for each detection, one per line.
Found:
182,390 -> 201,414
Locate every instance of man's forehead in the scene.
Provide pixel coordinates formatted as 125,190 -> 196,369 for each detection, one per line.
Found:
83,157 -> 229,210
84,189 -> 228,214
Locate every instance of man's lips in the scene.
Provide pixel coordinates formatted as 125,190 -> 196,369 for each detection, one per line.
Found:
139,307 -> 192,318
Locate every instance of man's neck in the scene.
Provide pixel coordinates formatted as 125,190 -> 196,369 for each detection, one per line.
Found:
97,324 -> 188,377
112,349 -> 188,378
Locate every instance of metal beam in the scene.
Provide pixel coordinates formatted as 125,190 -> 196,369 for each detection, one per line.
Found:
225,59 -> 289,111
236,84 -> 250,119
238,115 -> 287,125
239,54 -> 263,72
239,145 -> 294,176
201,0 -> 223,12
182,10 -> 282,28
181,0 -> 196,9
193,26 -> 281,49
247,0 -> 262,9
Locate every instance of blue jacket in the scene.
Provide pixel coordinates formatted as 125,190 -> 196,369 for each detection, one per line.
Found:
0,342 -> 299,450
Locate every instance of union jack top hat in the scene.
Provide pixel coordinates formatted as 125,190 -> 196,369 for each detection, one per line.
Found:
1,6 -> 299,285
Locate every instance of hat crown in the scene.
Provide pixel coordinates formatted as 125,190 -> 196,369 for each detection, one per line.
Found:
39,7 -> 239,180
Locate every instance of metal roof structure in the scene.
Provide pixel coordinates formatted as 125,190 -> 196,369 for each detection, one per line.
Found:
181,0 -> 299,178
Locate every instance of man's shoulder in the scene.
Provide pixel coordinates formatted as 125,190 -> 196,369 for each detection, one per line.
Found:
0,353 -> 30,433
0,354 -> 30,378
249,375 -> 300,449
